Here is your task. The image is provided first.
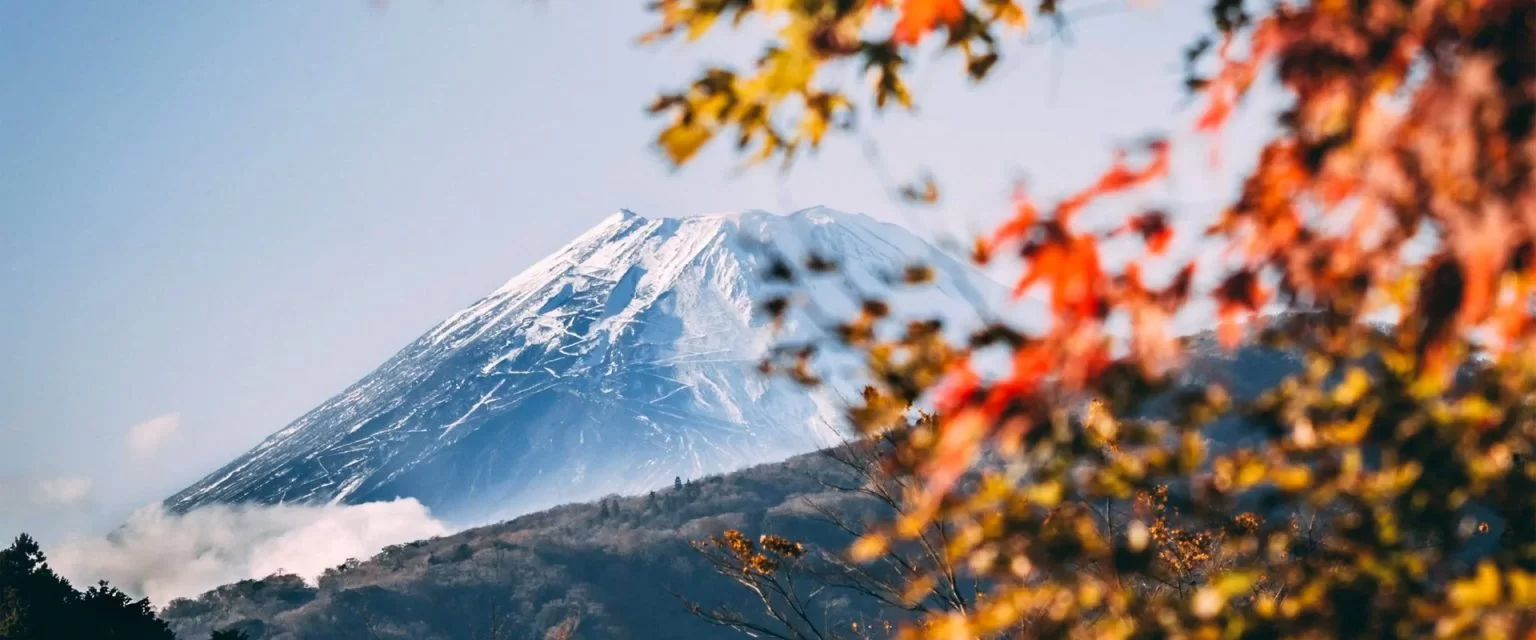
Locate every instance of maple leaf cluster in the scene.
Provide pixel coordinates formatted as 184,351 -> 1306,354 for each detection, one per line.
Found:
640,0 -> 1042,169
651,0 -> 1536,638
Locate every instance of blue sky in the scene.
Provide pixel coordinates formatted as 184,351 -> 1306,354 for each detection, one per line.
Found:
0,1 -> 1271,541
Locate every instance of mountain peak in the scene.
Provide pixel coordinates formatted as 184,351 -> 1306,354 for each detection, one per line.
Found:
166,207 -> 1013,522
610,205 -> 881,227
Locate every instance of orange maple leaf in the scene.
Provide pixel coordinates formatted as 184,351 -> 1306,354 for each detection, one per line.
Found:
988,183 -> 1041,249
1056,141 -> 1171,224
913,407 -> 989,526
1112,210 -> 1174,255
1491,284 -> 1532,355
1196,19 -> 1282,136
1214,269 -> 1268,348
1016,232 -> 1106,321
891,0 -> 965,45
934,357 -> 982,416
1447,211 -> 1515,328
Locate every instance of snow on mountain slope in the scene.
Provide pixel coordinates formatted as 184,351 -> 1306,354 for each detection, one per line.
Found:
166,207 -> 1019,522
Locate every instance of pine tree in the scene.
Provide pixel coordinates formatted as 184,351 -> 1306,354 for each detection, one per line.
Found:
0,533 -> 174,639
673,476 -> 683,492
79,581 -> 175,639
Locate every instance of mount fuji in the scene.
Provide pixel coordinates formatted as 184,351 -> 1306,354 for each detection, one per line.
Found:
166,207 -> 1014,522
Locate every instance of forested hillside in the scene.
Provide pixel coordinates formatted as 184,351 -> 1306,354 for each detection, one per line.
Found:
160,449 -> 898,639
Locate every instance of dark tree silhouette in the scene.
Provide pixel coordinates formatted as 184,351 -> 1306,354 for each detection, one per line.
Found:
0,533 -> 175,639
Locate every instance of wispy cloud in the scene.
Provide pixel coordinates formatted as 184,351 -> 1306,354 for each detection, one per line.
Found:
0,474 -> 95,511
52,499 -> 449,605
33,475 -> 95,506
126,413 -> 181,461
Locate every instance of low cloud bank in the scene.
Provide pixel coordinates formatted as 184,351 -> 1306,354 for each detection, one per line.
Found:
52,499 -> 449,606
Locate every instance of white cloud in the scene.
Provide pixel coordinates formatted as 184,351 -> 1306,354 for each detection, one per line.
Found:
51,499 -> 449,605
34,475 -> 95,506
126,413 -> 181,461
0,474 -> 96,511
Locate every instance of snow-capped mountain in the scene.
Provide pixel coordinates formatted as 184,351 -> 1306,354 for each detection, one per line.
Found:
166,207 -> 1012,521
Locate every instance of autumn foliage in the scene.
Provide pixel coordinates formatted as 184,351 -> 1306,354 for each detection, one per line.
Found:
647,0 -> 1536,638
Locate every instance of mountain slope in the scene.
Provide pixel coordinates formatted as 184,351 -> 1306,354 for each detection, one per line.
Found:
166,207 -> 1009,521
160,449 -> 897,640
